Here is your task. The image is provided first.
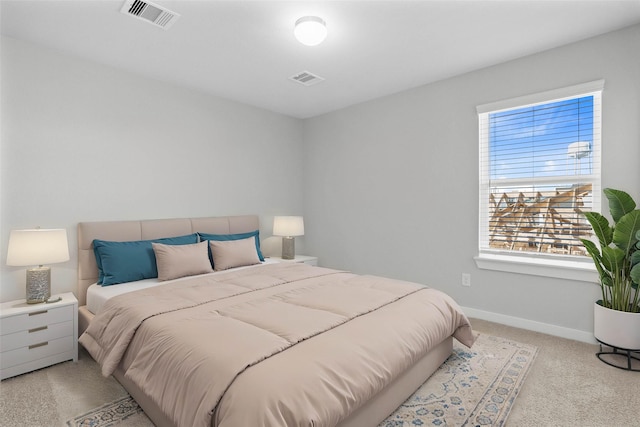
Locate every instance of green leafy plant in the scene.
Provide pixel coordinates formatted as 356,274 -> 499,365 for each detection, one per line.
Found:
581,188 -> 640,313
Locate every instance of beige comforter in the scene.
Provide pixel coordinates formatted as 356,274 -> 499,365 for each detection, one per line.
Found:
80,263 -> 475,427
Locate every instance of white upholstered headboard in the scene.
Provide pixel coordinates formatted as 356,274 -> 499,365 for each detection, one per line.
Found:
76,215 -> 259,306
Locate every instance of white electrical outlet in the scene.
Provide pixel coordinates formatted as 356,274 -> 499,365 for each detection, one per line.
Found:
462,273 -> 471,287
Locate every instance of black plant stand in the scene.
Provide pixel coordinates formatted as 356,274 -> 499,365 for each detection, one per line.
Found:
596,340 -> 640,372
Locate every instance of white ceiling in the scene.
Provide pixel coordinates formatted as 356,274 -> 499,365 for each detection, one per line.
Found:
2,0 -> 640,118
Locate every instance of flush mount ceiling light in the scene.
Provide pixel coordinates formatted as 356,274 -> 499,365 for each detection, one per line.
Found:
294,16 -> 327,46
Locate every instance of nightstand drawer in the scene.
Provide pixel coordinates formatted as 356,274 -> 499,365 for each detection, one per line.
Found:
0,305 -> 73,336
0,320 -> 73,352
0,335 -> 74,369
0,336 -> 74,369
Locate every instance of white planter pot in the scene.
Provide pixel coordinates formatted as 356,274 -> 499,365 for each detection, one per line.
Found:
593,301 -> 640,350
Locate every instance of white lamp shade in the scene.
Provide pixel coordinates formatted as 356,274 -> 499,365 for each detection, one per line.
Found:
294,16 -> 327,46
273,216 -> 304,237
6,229 -> 70,266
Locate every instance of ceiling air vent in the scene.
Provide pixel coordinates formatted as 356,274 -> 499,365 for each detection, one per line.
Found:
121,0 -> 180,29
290,71 -> 325,87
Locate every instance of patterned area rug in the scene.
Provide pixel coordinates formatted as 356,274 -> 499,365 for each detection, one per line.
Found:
66,334 -> 537,427
66,396 -> 143,427
379,334 -> 538,426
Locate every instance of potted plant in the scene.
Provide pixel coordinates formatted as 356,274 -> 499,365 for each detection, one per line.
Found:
581,188 -> 640,351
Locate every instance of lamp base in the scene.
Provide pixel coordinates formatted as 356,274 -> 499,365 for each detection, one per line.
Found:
281,237 -> 295,260
26,266 -> 51,304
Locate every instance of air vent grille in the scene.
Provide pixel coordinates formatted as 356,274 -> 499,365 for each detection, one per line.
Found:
290,71 -> 325,86
121,0 -> 180,29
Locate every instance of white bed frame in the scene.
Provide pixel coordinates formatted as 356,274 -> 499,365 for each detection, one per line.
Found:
77,215 -> 452,427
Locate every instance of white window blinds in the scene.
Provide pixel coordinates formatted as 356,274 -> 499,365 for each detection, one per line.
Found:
478,81 -> 603,258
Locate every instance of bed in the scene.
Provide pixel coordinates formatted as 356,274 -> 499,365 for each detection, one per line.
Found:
77,215 -> 475,427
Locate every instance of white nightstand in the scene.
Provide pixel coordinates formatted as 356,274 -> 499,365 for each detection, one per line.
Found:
269,255 -> 318,266
1,292 -> 78,380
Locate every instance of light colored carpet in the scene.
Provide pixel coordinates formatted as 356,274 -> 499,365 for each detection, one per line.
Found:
2,318 -> 638,426
475,319 -> 640,427
63,334 -> 537,427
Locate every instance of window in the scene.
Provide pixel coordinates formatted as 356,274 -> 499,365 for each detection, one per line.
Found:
476,81 -> 603,278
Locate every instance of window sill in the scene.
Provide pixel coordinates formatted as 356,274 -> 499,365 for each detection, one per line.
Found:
474,253 -> 598,282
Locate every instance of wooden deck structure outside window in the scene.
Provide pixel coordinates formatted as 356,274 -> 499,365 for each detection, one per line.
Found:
488,184 -> 592,256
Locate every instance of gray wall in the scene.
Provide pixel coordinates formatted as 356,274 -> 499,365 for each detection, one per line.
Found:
2,25 -> 639,340
0,37 -> 304,301
302,24 -> 640,338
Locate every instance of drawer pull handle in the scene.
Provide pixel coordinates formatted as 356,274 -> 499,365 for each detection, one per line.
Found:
28,326 -> 48,333
28,310 -> 48,316
29,342 -> 48,350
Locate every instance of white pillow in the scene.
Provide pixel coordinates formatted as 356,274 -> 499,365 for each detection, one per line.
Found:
209,237 -> 261,271
152,241 -> 213,281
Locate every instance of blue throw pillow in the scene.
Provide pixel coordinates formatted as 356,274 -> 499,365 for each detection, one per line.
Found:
93,233 -> 198,286
198,230 -> 265,262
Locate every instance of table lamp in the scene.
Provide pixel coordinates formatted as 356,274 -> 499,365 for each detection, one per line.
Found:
6,228 -> 70,303
273,216 -> 304,260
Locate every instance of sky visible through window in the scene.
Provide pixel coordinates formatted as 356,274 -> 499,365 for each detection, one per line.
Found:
489,96 -> 594,182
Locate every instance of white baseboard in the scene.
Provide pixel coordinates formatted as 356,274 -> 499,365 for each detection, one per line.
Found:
461,306 -> 597,344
